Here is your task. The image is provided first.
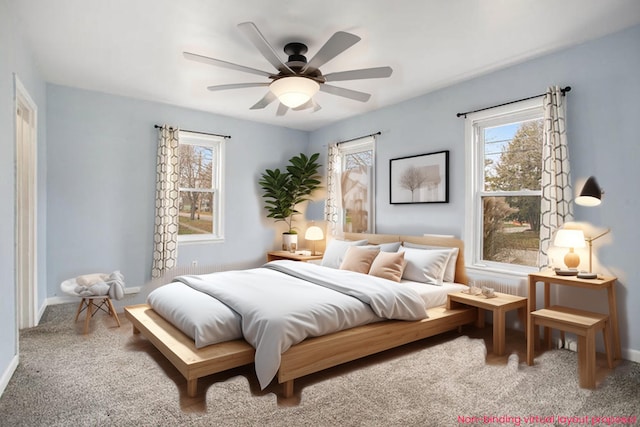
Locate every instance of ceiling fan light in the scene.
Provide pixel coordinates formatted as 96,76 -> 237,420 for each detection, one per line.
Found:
269,77 -> 319,108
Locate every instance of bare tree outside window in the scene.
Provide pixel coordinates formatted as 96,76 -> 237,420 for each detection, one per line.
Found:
178,144 -> 215,235
341,150 -> 372,233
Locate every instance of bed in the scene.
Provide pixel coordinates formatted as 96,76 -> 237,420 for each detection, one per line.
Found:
124,233 -> 476,398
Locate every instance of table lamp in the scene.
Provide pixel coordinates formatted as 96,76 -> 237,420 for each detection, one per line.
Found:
554,229 -> 586,273
305,225 -> 324,255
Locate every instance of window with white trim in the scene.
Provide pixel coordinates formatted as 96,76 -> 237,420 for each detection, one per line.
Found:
337,136 -> 375,234
465,98 -> 543,272
178,131 -> 224,242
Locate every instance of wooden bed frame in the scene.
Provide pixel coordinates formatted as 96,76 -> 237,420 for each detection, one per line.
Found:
124,233 -> 476,398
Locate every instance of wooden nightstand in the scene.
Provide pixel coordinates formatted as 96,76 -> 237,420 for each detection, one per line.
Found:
527,271 -> 620,364
447,290 -> 528,356
266,251 -> 323,262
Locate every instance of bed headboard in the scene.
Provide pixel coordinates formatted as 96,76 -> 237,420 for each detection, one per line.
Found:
343,232 -> 469,285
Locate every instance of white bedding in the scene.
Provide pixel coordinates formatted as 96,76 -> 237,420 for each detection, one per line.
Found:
147,260 -> 460,389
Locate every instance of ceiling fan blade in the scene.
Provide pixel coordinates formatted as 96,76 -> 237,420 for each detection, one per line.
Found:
302,31 -> 361,72
237,22 -> 295,74
183,52 -> 273,78
292,99 -> 312,111
250,91 -> 277,110
319,84 -> 371,102
276,103 -> 289,116
292,99 -> 322,112
324,66 -> 393,82
207,83 -> 269,91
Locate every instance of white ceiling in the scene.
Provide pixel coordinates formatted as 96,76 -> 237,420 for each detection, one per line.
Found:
10,0 -> 640,131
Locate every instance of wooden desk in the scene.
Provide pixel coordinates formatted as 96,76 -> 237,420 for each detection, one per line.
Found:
447,291 -> 527,356
526,270 -> 620,365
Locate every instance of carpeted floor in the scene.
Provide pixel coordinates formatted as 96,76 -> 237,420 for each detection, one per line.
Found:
0,303 -> 638,426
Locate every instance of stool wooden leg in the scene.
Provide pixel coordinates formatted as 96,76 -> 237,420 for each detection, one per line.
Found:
603,322 -> 613,369
83,299 -> 92,334
74,299 -> 85,322
106,298 -> 121,328
578,330 -> 596,388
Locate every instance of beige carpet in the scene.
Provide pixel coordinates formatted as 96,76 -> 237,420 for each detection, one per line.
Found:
0,303 -> 638,426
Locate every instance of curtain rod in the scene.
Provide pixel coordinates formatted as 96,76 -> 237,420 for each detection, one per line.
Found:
154,124 -> 231,139
456,86 -> 571,118
337,131 -> 381,145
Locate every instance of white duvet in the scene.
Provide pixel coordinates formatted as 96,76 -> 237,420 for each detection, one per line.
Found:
149,260 -> 428,389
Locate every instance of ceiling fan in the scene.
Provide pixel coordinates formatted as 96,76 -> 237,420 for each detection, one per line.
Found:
184,22 -> 393,116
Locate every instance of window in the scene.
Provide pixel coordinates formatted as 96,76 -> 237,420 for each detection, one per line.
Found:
335,136 -> 375,234
178,131 -> 224,242
465,98 -> 543,272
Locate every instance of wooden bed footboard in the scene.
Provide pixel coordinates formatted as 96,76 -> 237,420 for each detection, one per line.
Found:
125,303 -> 476,398
124,304 -> 255,397
278,305 -> 476,397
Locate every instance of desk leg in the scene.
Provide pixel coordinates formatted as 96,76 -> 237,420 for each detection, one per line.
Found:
527,277 -> 536,365
543,282 -> 551,349
608,284 -> 621,360
493,308 -> 505,356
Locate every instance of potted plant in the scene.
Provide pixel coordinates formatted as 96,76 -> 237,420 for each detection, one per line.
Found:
259,153 -> 321,251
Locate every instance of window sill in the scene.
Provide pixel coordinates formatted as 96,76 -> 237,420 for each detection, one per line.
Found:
178,236 -> 225,245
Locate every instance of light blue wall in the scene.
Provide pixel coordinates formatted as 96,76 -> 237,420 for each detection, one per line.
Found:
46,85 -> 308,306
309,25 -> 640,357
0,0 -> 47,390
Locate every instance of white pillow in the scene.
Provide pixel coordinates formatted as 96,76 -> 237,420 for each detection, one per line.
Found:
321,239 -> 368,269
399,247 -> 452,285
361,241 -> 402,253
402,242 -> 459,283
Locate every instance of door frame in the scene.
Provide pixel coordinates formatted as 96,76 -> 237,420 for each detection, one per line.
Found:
14,74 -> 38,330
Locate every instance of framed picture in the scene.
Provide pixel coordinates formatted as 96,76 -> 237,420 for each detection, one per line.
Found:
389,150 -> 449,204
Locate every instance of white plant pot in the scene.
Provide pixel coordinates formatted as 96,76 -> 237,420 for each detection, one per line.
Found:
282,233 -> 298,252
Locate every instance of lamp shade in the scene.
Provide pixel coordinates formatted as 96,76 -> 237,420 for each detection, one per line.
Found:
554,229 -> 586,249
554,229 -> 585,270
269,76 -> 320,108
575,176 -> 602,206
305,225 -> 324,241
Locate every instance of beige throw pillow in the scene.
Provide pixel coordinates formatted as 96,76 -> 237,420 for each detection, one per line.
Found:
339,246 -> 380,274
368,251 -> 406,282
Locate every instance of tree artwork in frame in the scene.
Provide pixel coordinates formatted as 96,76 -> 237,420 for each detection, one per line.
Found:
389,150 -> 449,204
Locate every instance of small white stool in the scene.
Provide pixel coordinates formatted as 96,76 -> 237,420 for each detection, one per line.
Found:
61,279 -> 121,334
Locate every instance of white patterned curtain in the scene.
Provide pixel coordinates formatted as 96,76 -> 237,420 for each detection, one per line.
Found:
151,125 -> 180,278
324,143 -> 343,238
539,86 -> 573,268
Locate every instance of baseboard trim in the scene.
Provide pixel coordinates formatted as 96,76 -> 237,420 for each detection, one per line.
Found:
0,354 -> 19,398
46,287 -> 140,307
623,347 -> 640,363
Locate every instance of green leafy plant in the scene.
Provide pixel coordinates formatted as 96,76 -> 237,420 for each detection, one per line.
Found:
259,153 -> 321,234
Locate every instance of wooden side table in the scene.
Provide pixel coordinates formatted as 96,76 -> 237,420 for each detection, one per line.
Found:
447,291 -> 527,356
266,251 -> 323,262
526,270 -> 620,366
